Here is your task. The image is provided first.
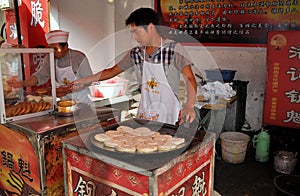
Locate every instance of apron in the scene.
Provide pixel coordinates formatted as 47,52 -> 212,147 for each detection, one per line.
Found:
137,41 -> 182,125
55,51 -> 92,104
55,51 -> 77,85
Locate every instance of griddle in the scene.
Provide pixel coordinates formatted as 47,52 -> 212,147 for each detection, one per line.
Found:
88,119 -> 206,170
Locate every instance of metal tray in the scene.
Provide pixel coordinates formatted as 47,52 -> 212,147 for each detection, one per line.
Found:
87,119 -> 204,170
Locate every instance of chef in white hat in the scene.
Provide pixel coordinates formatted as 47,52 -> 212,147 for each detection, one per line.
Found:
8,30 -> 93,104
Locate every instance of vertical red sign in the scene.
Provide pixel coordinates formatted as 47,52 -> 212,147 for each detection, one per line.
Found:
4,0 -> 50,92
263,31 -> 300,129
5,0 -> 49,48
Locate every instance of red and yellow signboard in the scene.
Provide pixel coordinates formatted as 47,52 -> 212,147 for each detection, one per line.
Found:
64,139 -> 214,195
0,125 -> 40,195
155,0 -> 300,46
263,30 -> 300,129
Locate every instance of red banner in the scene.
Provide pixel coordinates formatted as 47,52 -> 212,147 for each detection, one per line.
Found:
4,0 -> 50,91
5,0 -> 49,47
65,143 -> 214,195
154,0 -> 300,46
0,125 -> 40,195
263,30 -> 300,129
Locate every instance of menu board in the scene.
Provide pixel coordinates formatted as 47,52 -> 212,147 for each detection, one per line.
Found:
263,31 -> 300,129
154,0 -> 300,46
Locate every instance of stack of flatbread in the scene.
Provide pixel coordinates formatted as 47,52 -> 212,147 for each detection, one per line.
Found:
93,126 -> 185,153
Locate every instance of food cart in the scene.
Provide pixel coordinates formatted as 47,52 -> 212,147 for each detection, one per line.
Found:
0,48 -> 120,195
63,119 -> 215,196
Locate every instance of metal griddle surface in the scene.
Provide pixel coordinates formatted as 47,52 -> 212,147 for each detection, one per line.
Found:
88,119 -> 205,170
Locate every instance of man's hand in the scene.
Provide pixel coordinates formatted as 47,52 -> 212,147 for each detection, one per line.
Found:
7,77 -> 23,88
56,86 -> 72,97
178,103 -> 196,125
69,80 -> 84,92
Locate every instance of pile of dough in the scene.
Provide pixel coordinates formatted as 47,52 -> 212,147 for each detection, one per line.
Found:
92,125 -> 186,153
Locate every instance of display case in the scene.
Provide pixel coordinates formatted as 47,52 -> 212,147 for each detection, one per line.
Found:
0,48 -> 56,124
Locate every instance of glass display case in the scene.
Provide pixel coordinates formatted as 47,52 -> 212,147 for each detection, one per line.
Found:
0,48 -> 56,123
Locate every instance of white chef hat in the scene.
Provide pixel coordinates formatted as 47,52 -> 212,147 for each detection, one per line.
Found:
45,30 -> 69,44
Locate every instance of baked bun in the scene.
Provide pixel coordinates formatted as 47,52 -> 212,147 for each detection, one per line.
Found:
35,88 -> 47,95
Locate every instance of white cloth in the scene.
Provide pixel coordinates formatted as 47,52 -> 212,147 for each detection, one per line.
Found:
137,42 -> 181,125
202,81 -> 236,98
45,30 -> 69,44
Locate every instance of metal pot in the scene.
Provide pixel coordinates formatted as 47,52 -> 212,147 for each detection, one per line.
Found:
57,100 -> 77,116
274,151 -> 298,174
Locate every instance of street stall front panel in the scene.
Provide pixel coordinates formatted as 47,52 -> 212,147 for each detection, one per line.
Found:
0,107 -> 120,195
63,120 -> 215,196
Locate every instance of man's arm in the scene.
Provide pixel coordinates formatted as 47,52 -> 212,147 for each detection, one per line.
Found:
7,75 -> 38,88
71,64 -> 124,90
180,65 -> 197,123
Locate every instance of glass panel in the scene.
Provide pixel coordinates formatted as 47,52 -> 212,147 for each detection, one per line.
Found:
0,48 -> 55,123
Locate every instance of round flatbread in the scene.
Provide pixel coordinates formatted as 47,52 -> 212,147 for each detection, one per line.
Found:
123,133 -> 137,139
136,136 -> 152,143
170,137 -> 185,146
94,133 -> 111,143
148,131 -> 160,138
153,134 -> 173,142
105,130 -> 124,138
136,144 -> 158,153
134,127 -> 152,136
112,136 -> 128,143
123,140 -> 142,147
104,139 -> 123,148
115,144 -> 136,153
116,125 -> 134,133
158,141 -> 178,152
144,139 -> 159,146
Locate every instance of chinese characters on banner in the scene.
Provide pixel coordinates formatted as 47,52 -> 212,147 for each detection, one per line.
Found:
0,125 -> 40,195
154,0 -> 300,46
65,145 -> 213,196
263,31 -> 300,129
4,0 -> 50,91
5,0 -> 49,47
